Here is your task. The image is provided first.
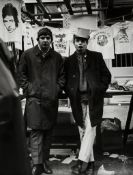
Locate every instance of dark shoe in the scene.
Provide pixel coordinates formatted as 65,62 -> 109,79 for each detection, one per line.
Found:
71,160 -> 82,174
80,161 -> 88,174
43,160 -> 53,174
32,164 -> 44,175
86,162 -> 95,175
71,160 -> 82,170
72,160 -> 88,175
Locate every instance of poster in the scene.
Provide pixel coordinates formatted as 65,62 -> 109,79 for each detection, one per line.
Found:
53,28 -> 70,57
0,0 -> 23,50
23,22 -> 34,50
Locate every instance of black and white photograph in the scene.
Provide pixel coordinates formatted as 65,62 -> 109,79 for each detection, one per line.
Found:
0,0 -> 133,175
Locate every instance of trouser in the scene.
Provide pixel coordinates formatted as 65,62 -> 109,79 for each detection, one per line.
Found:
30,129 -> 53,165
78,103 -> 96,163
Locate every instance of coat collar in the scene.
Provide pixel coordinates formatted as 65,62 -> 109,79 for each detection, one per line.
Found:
72,49 -> 92,61
34,45 -> 53,57
34,45 -> 42,56
71,49 -> 93,69
73,49 -> 92,57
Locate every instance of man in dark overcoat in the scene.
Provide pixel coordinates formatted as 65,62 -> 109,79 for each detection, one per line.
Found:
18,28 -> 65,175
64,28 -> 111,175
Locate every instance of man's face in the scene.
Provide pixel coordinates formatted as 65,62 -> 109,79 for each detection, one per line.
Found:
38,35 -> 52,51
74,37 -> 88,53
3,15 -> 16,33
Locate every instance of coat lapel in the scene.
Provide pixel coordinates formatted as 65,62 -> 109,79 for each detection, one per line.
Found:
71,52 -> 79,73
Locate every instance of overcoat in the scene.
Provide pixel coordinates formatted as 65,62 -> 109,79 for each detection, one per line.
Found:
18,45 -> 65,130
64,50 -> 111,127
0,55 -> 31,175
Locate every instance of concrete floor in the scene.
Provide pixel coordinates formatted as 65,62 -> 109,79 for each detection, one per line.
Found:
27,128 -> 133,175
46,137 -> 133,175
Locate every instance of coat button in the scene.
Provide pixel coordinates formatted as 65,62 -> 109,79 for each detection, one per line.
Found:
73,75 -> 76,78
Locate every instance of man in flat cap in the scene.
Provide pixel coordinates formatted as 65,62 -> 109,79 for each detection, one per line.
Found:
64,28 -> 111,175
18,27 -> 65,175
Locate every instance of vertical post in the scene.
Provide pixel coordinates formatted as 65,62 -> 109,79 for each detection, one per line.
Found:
123,95 -> 133,147
98,0 -> 105,27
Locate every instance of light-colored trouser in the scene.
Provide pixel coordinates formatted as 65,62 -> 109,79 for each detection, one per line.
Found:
78,103 -> 96,163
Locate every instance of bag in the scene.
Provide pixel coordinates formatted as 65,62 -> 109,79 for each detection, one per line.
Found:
96,118 -> 123,152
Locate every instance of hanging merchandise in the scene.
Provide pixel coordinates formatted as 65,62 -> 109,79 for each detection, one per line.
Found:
0,0 -> 23,50
22,22 -> 34,50
88,26 -> 115,59
53,28 -> 70,57
111,21 -> 133,54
